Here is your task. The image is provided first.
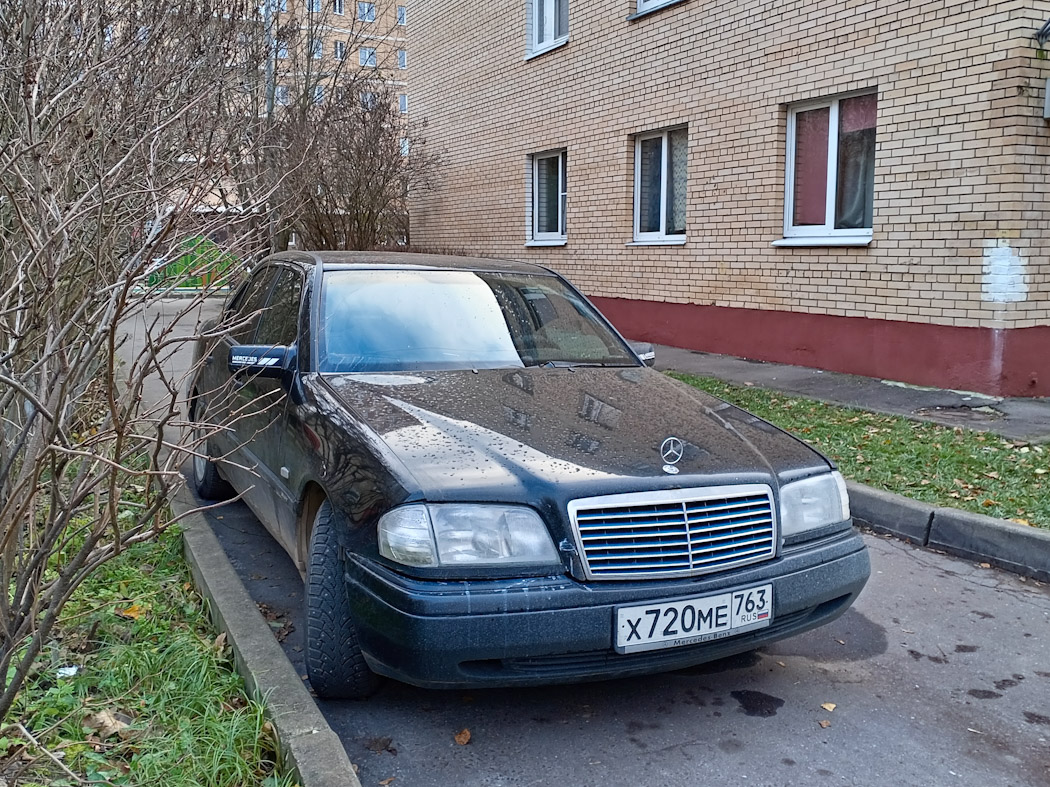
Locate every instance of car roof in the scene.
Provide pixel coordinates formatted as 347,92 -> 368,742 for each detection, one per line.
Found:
264,250 -> 553,276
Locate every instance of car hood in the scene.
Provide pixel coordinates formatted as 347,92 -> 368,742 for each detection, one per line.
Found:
320,367 -> 830,502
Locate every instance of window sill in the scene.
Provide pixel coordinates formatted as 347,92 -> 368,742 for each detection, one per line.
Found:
771,235 -> 873,247
626,237 -> 687,246
525,238 -> 567,247
627,0 -> 689,22
524,37 -> 569,61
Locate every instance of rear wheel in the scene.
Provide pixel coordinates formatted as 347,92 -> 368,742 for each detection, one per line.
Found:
190,398 -> 232,500
305,501 -> 380,699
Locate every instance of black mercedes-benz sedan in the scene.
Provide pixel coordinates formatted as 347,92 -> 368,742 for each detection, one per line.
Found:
188,251 -> 870,698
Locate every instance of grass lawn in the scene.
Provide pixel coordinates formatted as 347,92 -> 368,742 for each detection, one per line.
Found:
670,373 -> 1050,532
2,526 -> 296,787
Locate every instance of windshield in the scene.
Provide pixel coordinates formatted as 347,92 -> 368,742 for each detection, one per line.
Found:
318,269 -> 637,372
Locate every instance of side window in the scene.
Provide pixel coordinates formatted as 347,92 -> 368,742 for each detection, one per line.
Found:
228,268 -> 279,344
255,269 -> 304,347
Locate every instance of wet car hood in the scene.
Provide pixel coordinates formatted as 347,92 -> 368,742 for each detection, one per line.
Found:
320,367 -> 831,501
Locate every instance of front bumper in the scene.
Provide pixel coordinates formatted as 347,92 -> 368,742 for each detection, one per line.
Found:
345,526 -> 870,689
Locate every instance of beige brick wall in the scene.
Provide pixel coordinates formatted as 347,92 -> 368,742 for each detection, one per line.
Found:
409,0 -> 1050,331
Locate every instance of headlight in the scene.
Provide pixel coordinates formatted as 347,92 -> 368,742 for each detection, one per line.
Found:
378,504 -> 560,568
779,471 -> 850,538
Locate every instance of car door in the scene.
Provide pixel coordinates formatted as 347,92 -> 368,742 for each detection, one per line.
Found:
206,265 -> 280,520
239,266 -> 305,548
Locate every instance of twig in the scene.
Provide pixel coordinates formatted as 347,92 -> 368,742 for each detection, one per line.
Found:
15,722 -> 85,784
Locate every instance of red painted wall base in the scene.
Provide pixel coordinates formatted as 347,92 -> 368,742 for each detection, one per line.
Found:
592,297 -> 1050,398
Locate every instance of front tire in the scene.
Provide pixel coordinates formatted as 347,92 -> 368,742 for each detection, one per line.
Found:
305,501 -> 380,699
190,397 -> 232,500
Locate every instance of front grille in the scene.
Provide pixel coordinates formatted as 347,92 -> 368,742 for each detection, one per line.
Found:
568,485 -> 776,580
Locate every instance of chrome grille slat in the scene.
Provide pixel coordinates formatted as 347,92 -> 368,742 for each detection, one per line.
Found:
568,485 -> 777,580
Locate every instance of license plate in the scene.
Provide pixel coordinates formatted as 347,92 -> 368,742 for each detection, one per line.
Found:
614,584 -> 773,654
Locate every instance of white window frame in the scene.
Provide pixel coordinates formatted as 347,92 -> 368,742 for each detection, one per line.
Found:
308,0 -> 321,11
359,46 -> 377,67
333,0 -> 345,14
313,84 -> 324,104
527,0 -> 568,57
526,149 -> 567,246
636,0 -> 675,13
275,85 -> 289,105
358,1 -> 375,21
778,92 -> 876,246
334,40 -> 345,60
398,93 -> 408,113
632,127 -> 687,244
397,49 -> 407,69
397,5 -> 407,24
310,37 -> 322,59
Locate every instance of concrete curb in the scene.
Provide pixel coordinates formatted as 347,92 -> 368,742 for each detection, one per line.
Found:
172,485 -> 360,787
847,480 -> 1050,582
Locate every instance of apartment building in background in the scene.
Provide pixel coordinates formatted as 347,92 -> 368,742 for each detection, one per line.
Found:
269,0 -> 408,112
409,0 -> 1050,397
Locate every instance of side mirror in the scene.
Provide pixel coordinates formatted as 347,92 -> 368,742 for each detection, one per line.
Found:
228,344 -> 293,379
629,341 -> 656,367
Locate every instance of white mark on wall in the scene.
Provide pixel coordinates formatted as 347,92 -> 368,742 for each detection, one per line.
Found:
982,240 -> 1028,303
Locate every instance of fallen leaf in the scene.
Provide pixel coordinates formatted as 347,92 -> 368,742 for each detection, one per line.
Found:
366,737 -> 395,754
379,779 -> 395,786
980,499 -> 998,507
979,562 -> 991,569
836,639 -> 846,646
84,710 -> 132,740
983,471 -> 1000,480
820,702 -> 837,712
743,381 -> 754,387
1036,469 -> 1048,475
776,661 -> 786,668
818,720 -> 831,729
212,632 -> 227,654
454,728 -> 471,746
117,604 -> 144,620
1010,518 -> 1031,527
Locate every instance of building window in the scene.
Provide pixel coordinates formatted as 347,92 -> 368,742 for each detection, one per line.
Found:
334,40 -> 345,60
399,93 -> 408,113
333,0 -> 344,13
276,40 -> 288,59
784,92 -> 877,242
397,49 -> 407,69
276,0 -> 287,11
308,0 -> 321,11
529,150 -> 567,243
313,85 -> 324,104
360,91 -> 376,109
359,46 -> 376,66
397,5 -> 407,24
633,127 -> 687,242
636,0 -> 675,13
310,38 -> 322,58
358,1 -> 375,21
529,0 -> 568,54
400,138 -> 411,156
275,85 -> 289,105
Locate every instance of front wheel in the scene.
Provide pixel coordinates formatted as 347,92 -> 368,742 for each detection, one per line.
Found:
305,501 -> 380,699
190,397 -> 232,500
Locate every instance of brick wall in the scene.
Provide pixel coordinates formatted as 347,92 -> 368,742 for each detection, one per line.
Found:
409,0 -> 1050,337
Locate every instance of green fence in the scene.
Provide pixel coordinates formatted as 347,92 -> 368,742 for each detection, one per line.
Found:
147,236 -> 236,289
